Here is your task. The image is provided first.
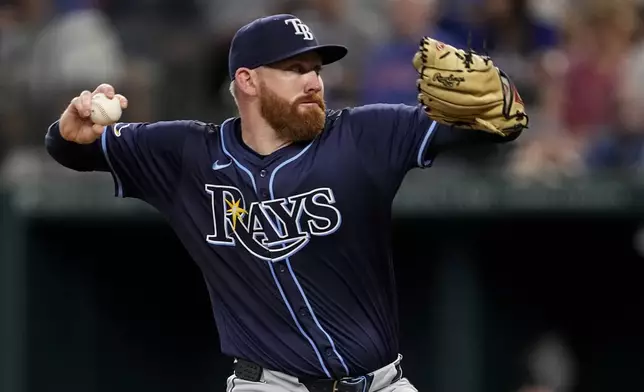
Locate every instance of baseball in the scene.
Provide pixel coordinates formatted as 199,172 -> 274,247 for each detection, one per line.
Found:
91,93 -> 122,126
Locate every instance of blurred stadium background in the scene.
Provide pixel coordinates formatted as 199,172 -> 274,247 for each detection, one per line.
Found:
1,0 -> 644,391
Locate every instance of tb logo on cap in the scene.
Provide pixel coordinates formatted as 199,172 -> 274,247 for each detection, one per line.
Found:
285,18 -> 314,40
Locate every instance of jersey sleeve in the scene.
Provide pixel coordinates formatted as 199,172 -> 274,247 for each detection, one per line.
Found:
346,103 -> 439,191
100,120 -> 197,207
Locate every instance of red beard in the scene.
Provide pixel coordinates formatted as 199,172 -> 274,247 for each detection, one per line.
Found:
259,82 -> 326,142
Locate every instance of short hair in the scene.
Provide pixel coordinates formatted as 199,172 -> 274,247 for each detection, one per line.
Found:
229,80 -> 238,104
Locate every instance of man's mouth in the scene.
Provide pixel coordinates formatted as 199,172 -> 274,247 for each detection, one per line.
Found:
297,96 -> 322,106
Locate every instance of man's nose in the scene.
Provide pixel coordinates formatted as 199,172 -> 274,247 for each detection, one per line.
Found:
303,72 -> 322,94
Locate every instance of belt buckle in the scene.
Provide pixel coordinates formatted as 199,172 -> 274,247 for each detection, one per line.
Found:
336,376 -> 368,392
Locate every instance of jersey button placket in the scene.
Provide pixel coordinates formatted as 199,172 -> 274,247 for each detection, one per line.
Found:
257,164 -> 342,374
258,169 -> 269,198
253,165 -> 269,200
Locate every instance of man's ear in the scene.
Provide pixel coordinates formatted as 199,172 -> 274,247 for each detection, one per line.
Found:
235,68 -> 259,97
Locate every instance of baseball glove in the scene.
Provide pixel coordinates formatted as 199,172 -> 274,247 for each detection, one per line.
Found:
412,37 -> 529,137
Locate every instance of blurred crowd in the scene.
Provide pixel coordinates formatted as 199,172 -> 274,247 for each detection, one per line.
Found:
0,0 -> 644,185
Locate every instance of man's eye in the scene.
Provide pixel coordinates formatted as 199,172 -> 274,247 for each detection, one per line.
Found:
287,65 -> 322,74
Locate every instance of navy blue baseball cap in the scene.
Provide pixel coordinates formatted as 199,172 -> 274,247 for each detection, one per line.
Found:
228,14 -> 348,80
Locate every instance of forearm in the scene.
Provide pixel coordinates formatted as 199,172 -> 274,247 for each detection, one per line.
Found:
44,121 -> 110,172
425,123 -> 521,158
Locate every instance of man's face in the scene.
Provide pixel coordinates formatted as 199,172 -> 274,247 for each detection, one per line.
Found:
256,52 -> 326,142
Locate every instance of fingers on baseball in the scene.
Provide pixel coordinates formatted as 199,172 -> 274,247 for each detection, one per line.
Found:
114,94 -> 128,109
71,90 -> 92,118
93,83 -> 115,99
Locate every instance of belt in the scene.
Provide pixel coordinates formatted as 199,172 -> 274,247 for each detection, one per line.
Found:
233,359 -> 402,392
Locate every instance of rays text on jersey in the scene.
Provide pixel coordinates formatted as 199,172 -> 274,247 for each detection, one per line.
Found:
205,185 -> 342,261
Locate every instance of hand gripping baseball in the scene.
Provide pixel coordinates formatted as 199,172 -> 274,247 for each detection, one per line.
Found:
59,84 -> 129,144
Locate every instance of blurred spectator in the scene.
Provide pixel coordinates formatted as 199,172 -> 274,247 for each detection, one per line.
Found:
0,0 -> 46,155
27,0 -> 125,96
286,0 -> 377,109
508,0 -> 642,184
507,132 -> 586,187
103,0 -> 208,122
558,0 -> 638,142
22,1 -> 126,145
200,0 -> 287,119
359,0 -> 464,106
517,332 -> 577,392
584,83 -> 644,172
439,0 -> 559,106
584,2 -> 644,173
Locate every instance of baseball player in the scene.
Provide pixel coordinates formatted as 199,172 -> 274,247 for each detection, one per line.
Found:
45,14 -> 527,392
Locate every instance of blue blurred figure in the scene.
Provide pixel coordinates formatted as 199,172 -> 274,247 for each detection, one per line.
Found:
359,0 -> 464,106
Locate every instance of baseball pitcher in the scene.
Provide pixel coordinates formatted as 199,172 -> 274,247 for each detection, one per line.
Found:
45,14 -> 528,392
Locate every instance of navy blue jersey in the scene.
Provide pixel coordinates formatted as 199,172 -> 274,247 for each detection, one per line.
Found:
48,103 -> 516,379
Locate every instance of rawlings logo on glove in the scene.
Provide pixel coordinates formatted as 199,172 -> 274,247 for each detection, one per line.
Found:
413,37 -> 529,137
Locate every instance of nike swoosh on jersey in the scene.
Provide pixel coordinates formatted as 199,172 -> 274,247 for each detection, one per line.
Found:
212,160 -> 232,171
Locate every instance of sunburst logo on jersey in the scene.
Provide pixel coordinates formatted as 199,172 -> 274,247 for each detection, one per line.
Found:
225,198 -> 247,230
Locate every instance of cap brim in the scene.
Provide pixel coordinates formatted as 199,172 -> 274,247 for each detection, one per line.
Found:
311,45 -> 348,65
266,44 -> 348,67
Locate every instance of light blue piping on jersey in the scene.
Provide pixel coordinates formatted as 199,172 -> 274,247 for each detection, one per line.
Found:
219,118 -> 258,195
218,119 -> 332,378
416,120 -> 438,168
269,142 -> 351,377
100,126 -> 124,198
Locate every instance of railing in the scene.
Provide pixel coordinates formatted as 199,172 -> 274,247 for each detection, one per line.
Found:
3,168 -> 644,217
